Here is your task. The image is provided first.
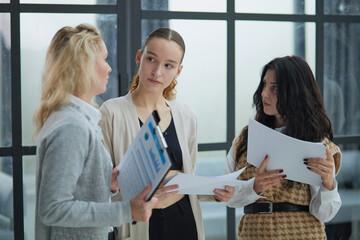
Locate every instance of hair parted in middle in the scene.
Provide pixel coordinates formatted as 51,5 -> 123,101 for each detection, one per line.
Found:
34,24 -> 103,135
236,55 -> 333,164
129,27 -> 186,100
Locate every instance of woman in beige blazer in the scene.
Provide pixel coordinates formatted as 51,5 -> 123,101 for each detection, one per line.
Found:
99,28 -> 234,240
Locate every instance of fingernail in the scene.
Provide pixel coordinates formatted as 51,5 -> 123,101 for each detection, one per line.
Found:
307,167 -> 311,170
282,175 -> 287,178
279,170 -> 283,173
304,162 -> 308,165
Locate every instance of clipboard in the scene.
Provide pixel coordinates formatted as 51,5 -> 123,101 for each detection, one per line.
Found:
117,110 -> 173,201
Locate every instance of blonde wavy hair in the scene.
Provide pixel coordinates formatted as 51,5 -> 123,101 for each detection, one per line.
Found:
33,24 -> 103,135
129,28 -> 185,100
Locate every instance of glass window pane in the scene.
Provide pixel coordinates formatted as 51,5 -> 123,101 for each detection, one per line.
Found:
23,156 -> 35,240
0,13 -> 12,147
326,145 -> 360,239
324,0 -> 360,15
142,0 -> 226,12
142,20 -> 227,144
20,13 -> 118,146
20,0 -> 116,5
235,21 -> 315,135
170,20 -> 227,144
324,23 -> 360,136
0,0 -> 10,3
195,151 -> 227,240
235,0 -> 315,14
0,157 -> 13,240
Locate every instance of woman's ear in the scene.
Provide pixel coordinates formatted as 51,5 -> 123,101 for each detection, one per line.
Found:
175,64 -> 183,79
135,49 -> 142,67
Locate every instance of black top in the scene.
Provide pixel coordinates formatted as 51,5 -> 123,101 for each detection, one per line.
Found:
139,117 -> 183,171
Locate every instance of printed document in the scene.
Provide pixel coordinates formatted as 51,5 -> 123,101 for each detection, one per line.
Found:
117,112 -> 172,201
247,118 -> 326,186
164,168 -> 246,195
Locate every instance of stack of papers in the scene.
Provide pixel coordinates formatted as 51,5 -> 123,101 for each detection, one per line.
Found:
164,168 -> 246,195
247,118 -> 326,186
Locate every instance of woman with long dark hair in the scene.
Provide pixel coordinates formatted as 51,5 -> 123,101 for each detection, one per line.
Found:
225,56 -> 341,239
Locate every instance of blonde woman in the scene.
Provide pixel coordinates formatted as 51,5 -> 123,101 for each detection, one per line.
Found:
34,24 -> 177,240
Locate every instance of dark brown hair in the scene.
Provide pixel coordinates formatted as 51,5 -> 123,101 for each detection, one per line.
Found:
236,56 -> 333,189
236,56 -> 333,164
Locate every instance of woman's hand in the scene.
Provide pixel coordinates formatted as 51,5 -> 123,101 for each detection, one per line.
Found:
253,156 -> 286,194
153,180 -> 179,201
111,167 -> 120,193
304,146 -> 335,190
214,186 -> 235,202
130,183 -> 178,222
130,185 -> 158,222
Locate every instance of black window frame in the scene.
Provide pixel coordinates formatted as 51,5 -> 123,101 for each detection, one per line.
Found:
1,0 -> 360,239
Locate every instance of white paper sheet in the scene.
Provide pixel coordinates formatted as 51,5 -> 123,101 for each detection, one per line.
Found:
164,168 -> 246,195
247,118 -> 326,186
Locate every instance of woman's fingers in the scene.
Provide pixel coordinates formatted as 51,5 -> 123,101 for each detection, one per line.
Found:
256,155 -> 269,174
156,191 -> 178,202
111,167 -> 120,192
213,186 -> 235,202
155,184 -> 178,196
305,146 -> 335,190
254,172 -> 285,194
254,156 -> 285,194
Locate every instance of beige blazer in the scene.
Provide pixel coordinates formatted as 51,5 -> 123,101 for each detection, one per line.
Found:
99,93 -> 205,240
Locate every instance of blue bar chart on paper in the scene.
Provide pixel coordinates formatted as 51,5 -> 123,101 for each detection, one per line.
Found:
117,112 -> 172,201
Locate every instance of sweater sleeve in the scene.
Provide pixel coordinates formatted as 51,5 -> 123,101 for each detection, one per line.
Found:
37,123 -> 132,228
225,146 -> 262,208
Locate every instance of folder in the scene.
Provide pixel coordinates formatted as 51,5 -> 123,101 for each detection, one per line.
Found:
116,111 -> 172,201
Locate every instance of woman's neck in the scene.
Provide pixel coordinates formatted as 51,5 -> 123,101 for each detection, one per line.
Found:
131,87 -> 167,112
274,114 -> 285,128
75,92 -> 93,104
